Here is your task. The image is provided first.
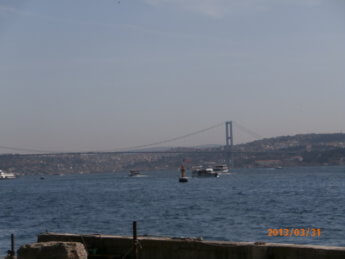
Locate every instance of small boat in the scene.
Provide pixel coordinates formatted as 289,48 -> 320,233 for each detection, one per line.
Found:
192,167 -> 219,178
128,170 -> 145,177
0,170 -> 16,179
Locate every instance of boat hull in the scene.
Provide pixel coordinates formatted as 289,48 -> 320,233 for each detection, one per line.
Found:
192,171 -> 219,178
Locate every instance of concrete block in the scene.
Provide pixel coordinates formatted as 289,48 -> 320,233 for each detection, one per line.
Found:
17,241 -> 87,259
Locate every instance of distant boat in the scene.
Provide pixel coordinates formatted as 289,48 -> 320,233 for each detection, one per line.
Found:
128,170 -> 145,177
192,166 -> 219,178
0,170 -> 16,180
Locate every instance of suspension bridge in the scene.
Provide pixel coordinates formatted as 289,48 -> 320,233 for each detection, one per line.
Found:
0,121 -> 263,168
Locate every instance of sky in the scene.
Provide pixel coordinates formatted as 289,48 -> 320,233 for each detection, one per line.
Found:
0,0 -> 344,153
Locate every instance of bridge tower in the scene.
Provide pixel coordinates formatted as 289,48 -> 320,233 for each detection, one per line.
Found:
225,121 -> 233,168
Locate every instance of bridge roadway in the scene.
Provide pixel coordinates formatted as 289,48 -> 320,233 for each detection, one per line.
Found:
40,149 -> 292,156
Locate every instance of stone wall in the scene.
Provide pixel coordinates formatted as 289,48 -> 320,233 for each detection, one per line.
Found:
37,233 -> 345,259
17,241 -> 87,259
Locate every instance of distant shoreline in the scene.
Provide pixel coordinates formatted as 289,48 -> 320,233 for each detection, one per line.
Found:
1,133 -> 344,175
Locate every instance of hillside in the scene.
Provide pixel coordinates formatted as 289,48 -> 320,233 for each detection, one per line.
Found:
232,133 -> 345,167
236,133 -> 345,152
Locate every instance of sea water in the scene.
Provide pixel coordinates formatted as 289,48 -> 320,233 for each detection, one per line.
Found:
1,166 -> 345,255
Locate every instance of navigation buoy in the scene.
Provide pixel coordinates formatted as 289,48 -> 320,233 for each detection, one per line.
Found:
179,164 -> 188,183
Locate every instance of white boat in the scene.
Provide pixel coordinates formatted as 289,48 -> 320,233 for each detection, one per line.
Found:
0,170 -> 16,179
192,166 -> 219,177
213,164 -> 230,174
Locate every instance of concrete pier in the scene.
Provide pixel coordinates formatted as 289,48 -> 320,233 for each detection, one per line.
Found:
37,233 -> 345,259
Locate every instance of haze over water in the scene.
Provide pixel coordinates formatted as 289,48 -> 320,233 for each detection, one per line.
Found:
1,166 -> 345,255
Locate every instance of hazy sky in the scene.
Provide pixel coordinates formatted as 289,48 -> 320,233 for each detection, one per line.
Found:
0,0 -> 344,153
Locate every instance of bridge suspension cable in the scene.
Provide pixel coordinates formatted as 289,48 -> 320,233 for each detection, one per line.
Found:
0,122 -> 225,154
233,121 -> 263,140
110,122 -> 225,152
0,144 -> 55,154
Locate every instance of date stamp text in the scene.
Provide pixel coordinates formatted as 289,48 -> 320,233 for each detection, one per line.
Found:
267,228 -> 321,237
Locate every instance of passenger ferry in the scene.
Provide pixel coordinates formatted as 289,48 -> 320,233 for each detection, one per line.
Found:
191,166 -> 219,177
0,170 -> 16,179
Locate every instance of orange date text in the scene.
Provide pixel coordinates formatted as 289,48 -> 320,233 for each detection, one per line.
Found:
267,228 -> 321,237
